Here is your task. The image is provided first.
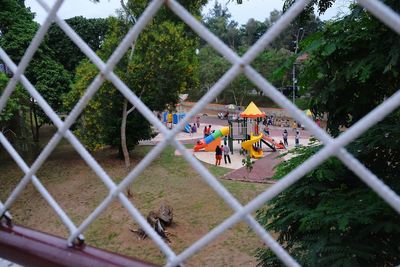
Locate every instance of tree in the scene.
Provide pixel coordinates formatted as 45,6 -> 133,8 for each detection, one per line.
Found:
241,18 -> 267,46
300,2 -> 400,137
195,45 -> 229,102
0,0 -> 72,143
66,0 -> 205,154
0,73 -> 31,152
256,1 -> 400,266
203,1 -> 242,50
257,113 -> 400,266
264,9 -> 322,51
46,16 -> 109,73
253,48 -> 292,89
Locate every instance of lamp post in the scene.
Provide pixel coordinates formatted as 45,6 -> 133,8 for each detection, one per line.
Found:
292,27 -> 304,104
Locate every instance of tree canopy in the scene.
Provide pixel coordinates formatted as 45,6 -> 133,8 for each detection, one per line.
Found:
193,2 -> 322,105
300,3 -> 400,136
0,0 -> 72,145
46,16 -> 109,73
65,0 -> 205,151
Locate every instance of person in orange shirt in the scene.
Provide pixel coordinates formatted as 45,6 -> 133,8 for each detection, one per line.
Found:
215,145 -> 222,165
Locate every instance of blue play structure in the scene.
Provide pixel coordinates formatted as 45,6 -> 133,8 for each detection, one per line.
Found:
163,111 -> 190,132
184,124 -> 191,133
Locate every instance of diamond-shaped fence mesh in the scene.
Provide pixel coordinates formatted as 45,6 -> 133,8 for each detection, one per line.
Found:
1,0 -> 400,266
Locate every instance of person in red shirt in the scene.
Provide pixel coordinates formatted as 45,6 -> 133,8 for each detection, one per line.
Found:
206,125 -> 212,136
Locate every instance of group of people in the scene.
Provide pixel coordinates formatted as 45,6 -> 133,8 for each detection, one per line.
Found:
262,115 -> 275,126
264,126 -> 300,148
187,123 -> 197,136
282,129 -> 301,147
203,125 -> 212,138
215,145 -> 231,165
188,115 -> 203,136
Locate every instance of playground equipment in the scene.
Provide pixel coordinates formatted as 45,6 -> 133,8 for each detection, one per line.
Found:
162,94 -> 193,133
237,102 -> 266,158
241,133 -> 264,158
193,102 -> 285,158
227,102 -> 285,158
163,111 -> 190,132
262,135 -> 285,150
193,126 -> 229,152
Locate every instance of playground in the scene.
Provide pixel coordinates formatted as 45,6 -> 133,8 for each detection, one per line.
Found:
148,102 -> 312,183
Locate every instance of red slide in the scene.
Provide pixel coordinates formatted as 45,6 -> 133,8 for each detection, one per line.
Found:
262,136 -> 285,149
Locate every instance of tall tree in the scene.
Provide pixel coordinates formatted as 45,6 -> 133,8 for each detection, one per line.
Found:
265,9 -> 322,51
300,2 -> 400,136
0,0 -> 71,144
241,18 -> 267,46
66,0 -> 206,154
46,16 -> 109,73
204,1 -> 242,50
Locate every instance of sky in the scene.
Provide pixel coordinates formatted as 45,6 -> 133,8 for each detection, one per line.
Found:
26,0 -> 351,25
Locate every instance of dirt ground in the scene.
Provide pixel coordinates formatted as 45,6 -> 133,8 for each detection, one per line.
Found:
0,126 -> 270,266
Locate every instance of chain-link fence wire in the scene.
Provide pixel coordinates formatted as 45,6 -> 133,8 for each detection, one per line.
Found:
1,0 -> 400,266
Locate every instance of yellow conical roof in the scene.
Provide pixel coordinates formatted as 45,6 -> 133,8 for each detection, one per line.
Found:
240,102 -> 266,118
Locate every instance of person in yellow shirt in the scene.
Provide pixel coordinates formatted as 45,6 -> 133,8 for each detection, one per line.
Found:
292,120 -> 297,132
167,113 -> 173,129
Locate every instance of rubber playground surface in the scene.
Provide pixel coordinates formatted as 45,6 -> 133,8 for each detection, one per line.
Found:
141,115 -> 312,183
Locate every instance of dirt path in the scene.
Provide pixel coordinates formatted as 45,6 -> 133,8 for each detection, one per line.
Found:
222,152 -> 282,183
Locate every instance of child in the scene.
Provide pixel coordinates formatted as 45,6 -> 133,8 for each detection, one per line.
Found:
263,125 -> 270,136
196,115 -> 200,128
283,129 -> 288,147
215,145 -> 222,165
295,130 -> 300,146
222,145 -> 231,164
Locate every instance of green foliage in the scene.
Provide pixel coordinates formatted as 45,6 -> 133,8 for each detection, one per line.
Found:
0,0 -> 72,133
299,2 -> 400,136
65,1 -> 203,151
196,3 -> 322,104
0,73 -> 32,151
294,97 -> 310,110
284,0 -> 336,22
204,1 -> 241,49
0,0 -> 36,62
0,74 -> 28,125
46,16 -> 109,72
256,1 -> 400,266
241,155 -> 255,173
256,113 -> 400,266
128,20 -> 199,110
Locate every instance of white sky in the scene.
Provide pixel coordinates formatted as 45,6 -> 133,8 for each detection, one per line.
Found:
26,0 -> 350,25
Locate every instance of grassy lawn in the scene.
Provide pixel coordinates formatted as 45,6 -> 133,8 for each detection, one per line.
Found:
0,136 -> 269,266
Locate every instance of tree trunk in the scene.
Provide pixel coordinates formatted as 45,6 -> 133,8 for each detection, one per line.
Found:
29,101 -> 40,143
121,99 -> 133,198
29,102 -> 35,142
121,99 -> 130,170
232,90 -> 238,106
120,0 -> 138,198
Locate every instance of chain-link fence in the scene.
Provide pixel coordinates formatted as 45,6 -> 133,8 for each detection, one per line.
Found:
1,0 -> 400,266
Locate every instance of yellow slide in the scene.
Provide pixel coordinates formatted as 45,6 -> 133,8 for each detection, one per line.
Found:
241,133 -> 264,158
